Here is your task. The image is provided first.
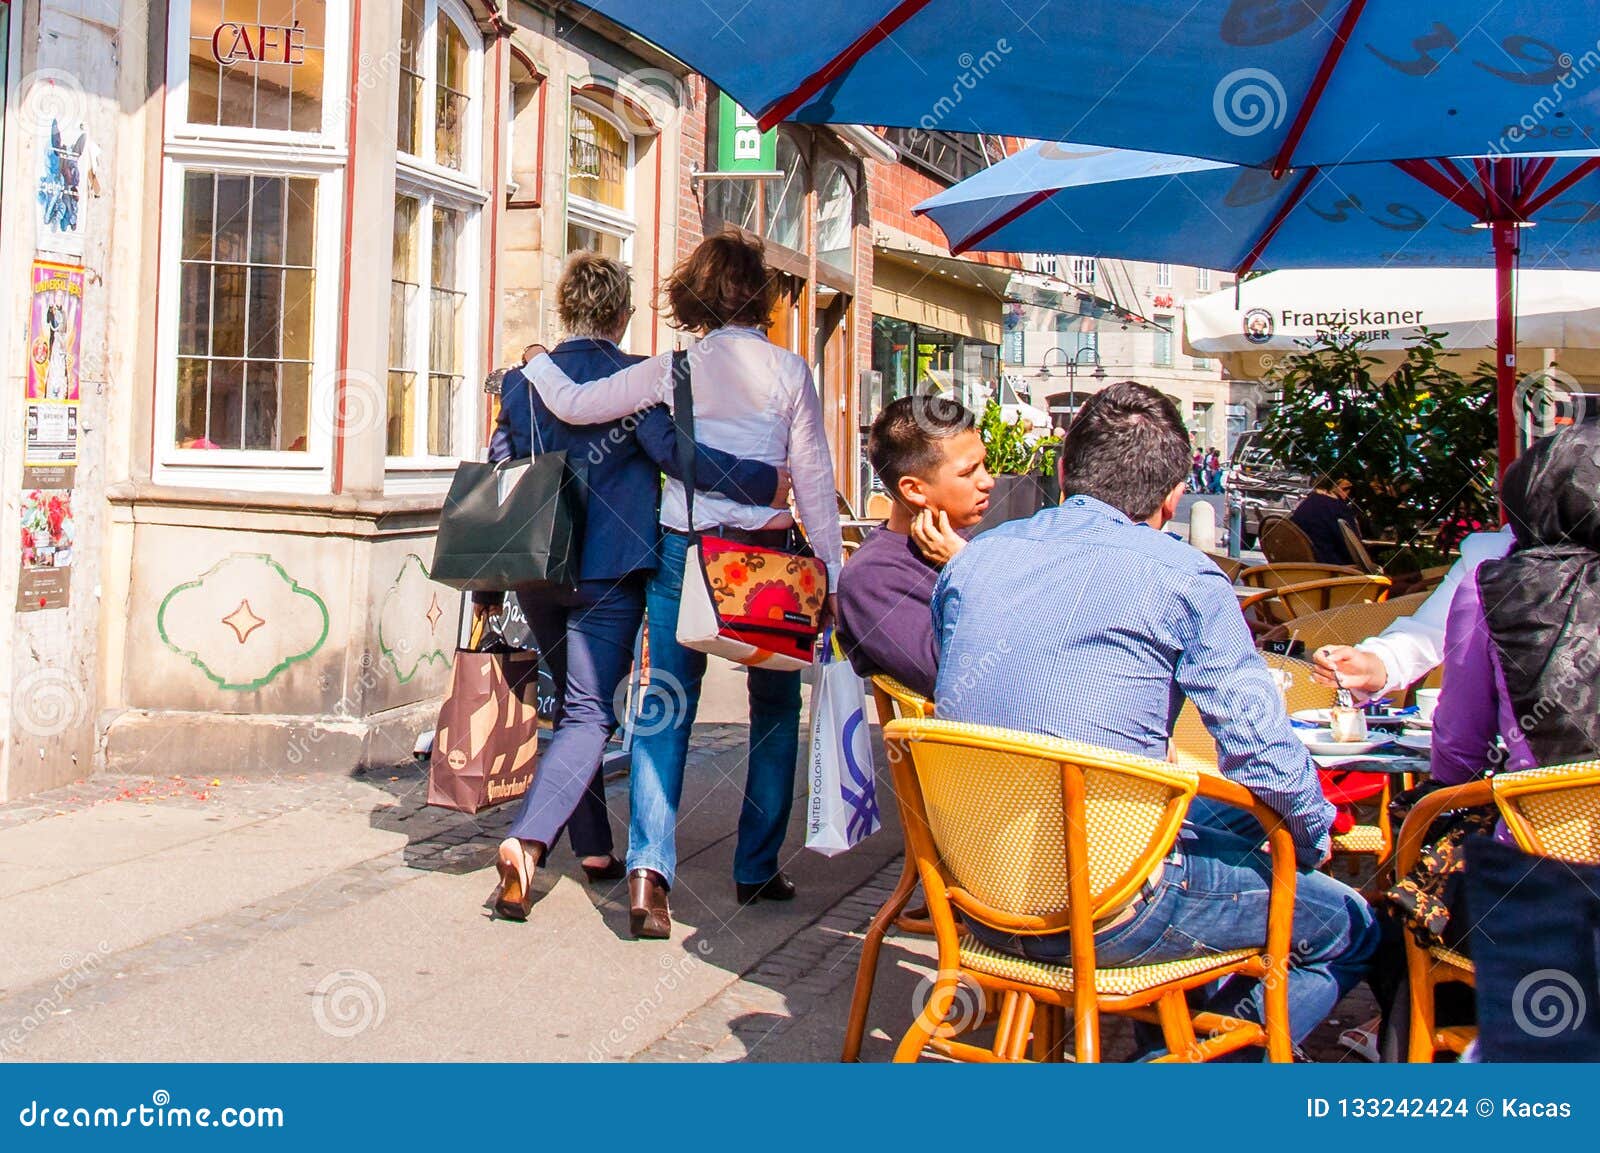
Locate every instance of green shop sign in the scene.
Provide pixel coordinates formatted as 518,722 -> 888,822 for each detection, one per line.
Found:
716,94 -> 775,172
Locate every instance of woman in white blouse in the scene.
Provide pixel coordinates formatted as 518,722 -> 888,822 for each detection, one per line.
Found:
521,232 -> 842,939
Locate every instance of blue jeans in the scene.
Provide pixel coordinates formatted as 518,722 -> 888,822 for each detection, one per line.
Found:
627,530 -> 802,888
966,821 -> 1379,1048
505,577 -> 646,855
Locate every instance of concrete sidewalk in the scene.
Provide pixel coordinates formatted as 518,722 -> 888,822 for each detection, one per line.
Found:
0,658 -> 1375,1063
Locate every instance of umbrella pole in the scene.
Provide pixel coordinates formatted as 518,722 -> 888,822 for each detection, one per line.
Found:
1492,219 -> 1518,492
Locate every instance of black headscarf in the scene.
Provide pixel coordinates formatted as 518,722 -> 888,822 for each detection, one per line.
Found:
1477,422 -> 1600,765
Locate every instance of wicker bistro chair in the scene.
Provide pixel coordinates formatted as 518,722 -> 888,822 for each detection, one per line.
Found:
1399,760 -> 1600,1062
1259,515 -> 1319,565
883,718 -> 1298,1063
1239,574 -> 1392,625
840,675 -> 937,1062
1169,653 -> 1394,875
1258,593 -> 1427,659
1237,562 -> 1364,628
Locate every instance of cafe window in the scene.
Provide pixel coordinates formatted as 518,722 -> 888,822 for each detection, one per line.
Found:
815,159 -> 855,274
566,98 -> 635,262
391,0 -> 485,468
397,0 -> 480,178
156,1 -> 350,491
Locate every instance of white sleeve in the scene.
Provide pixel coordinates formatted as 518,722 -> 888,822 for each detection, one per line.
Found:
1354,528 -> 1514,693
524,351 -> 671,425
784,358 -> 844,591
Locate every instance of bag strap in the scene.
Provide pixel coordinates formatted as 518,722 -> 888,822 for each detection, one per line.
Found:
525,367 -> 547,457
671,349 -> 697,536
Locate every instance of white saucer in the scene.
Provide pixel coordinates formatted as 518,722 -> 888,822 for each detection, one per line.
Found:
1296,728 -> 1394,757
1396,732 -> 1432,753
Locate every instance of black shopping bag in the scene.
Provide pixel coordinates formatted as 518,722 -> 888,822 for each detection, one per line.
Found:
429,453 -> 586,598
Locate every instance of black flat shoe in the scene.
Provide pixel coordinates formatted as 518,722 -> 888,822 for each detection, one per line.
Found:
582,855 -> 627,882
736,871 -> 797,905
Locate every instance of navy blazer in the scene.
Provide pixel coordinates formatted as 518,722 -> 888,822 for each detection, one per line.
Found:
490,338 -> 779,581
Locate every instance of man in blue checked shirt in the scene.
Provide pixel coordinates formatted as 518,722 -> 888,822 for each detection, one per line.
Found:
933,382 -> 1377,1052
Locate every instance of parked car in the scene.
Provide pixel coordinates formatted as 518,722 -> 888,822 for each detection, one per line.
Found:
1223,429 -> 1311,549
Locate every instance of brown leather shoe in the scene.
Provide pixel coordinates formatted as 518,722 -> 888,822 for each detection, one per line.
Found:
628,868 -> 671,939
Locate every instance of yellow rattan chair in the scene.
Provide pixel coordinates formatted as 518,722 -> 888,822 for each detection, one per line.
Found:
883,718 -> 1297,1063
1239,575 -> 1392,624
840,675 -> 936,1062
1237,563 -> 1366,627
1399,760 -> 1600,1062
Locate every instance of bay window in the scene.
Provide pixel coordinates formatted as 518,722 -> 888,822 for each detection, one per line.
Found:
566,99 -> 635,262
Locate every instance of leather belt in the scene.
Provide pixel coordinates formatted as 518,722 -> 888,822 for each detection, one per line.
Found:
1092,846 -> 1182,934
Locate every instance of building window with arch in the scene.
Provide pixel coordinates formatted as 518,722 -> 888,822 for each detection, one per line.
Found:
156,0 -> 350,492
566,98 -> 635,262
815,159 -> 855,274
389,0 -> 485,467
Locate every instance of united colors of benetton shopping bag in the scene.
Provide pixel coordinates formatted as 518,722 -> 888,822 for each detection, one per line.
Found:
805,633 -> 880,856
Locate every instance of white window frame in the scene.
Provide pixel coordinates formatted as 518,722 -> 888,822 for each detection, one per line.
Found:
1196,266 -> 1212,291
397,0 -> 485,193
1071,256 -> 1097,287
1156,262 -> 1173,288
565,95 -> 637,264
154,0 -> 351,492
386,0 -> 487,484
814,158 -> 856,276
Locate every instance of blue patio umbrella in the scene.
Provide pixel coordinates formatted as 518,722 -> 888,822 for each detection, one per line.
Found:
915,144 -> 1600,475
575,1 -> 1600,169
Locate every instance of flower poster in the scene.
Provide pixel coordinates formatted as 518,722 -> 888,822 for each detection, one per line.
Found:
17,489 -> 74,612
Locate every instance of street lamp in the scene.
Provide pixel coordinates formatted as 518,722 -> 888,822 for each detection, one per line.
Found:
1037,345 -> 1109,430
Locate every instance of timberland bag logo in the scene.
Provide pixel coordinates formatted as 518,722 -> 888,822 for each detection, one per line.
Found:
447,748 -> 468,771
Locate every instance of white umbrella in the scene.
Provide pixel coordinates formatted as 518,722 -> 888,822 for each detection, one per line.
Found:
1185,268 -> 1600,382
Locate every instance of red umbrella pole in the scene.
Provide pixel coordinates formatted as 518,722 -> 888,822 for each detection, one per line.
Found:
1492,219 -> 1519,486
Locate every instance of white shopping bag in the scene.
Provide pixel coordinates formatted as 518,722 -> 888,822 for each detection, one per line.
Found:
805,632 -> 881,857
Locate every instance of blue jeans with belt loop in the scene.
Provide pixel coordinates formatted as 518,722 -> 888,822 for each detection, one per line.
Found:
626,529 -> 803,889
965,821 -> 1379,1050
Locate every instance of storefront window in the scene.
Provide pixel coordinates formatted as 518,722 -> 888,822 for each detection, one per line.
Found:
815,160 -> 854,273
187,0 -> 329,133
158,2 -> 351,490
765,133 -> 806,252
175,172 -> 315,451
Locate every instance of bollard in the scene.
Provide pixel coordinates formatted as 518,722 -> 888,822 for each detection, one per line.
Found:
1188,500 -> 1217,553
1228,505 -> 1244,558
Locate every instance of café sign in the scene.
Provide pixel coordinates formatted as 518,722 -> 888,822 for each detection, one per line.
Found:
210,21 -> 308,66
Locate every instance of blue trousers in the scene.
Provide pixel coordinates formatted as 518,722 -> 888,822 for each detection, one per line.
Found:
627,530 -> 802,888
967,820 -> 1379,1049
505,576 -> 646,856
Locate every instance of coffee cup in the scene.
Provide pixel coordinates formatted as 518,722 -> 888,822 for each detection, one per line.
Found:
1414,688 -> 1441,723
1329,706 -> 1368,743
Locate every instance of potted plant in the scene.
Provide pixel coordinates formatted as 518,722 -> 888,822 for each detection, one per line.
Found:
975,399 -> 1062,534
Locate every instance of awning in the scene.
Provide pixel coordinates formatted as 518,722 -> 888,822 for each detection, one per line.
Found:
1005,271 -> 1166,334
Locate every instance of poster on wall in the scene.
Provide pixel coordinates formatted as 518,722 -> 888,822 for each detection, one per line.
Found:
36,117 -> 89,257
17,489 -> 74,612
23,260 -> 83,488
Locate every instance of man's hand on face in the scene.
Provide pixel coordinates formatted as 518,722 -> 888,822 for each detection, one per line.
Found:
910,508 -> 966,567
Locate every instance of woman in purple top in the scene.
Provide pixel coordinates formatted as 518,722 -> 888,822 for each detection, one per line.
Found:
1432,422 -> 1600,785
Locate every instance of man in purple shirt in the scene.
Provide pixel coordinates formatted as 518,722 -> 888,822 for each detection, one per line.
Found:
836,396 -> 994,698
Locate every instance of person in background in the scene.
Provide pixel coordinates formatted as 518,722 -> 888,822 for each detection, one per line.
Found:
1207,446 -> 1226,493
1290,474 -> 1360,566
486,252 -> 790,923
519,231 -> 844,939
932,381 -> 1376,1051
835,395 -> 994,699
1192,447 -> 1205,493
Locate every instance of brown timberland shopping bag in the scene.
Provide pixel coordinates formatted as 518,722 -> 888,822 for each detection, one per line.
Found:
427,643 -> 541,814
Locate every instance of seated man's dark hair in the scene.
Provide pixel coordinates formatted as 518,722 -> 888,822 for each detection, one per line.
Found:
1059,381 -> 1192,521
868,394 -> 977,496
